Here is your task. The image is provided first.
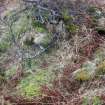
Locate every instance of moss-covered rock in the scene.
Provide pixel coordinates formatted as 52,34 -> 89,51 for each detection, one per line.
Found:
96,60 -> 105,75
73,68 -> 92,81
73,61 -> 96,81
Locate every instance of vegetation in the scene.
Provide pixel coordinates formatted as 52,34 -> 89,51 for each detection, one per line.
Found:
96,60 -> 105,75
74,68 -> 92,81
82,96 -> 102,105
0,41 -> 10,53
0,0 -> 105,105
32,21 -> 47,33
17,69 -> 55,98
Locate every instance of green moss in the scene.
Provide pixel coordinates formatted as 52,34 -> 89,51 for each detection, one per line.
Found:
66,24 -> 78,33
20,83 -> 41,97
17,69 -> 55,98
32,21 -> 47,33
63,15 -> 72,23
35,27 -> 47,33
